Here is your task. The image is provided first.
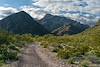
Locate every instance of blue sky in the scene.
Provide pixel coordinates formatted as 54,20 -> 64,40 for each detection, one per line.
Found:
0,0 -> 99,26
0,0 -> 33,8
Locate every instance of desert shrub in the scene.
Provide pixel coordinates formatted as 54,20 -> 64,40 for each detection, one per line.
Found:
0,35 -> 8,44
94,49 -> 100,57
80,60 -> 90,67
0,31 -> 34,66
57,49 -> 71,59
40,41 -> 49,48
0,45 -> 18,61
2,51 -> 18,61
51,43 -> 63,52
0,60 -> 4,66
8,44 -> 20,52
67,58 -> 75,64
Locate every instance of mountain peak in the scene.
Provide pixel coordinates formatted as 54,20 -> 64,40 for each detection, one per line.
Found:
40,14 -> 89,35
17,11 -> 27,14
45,14 -> 52,17
0,11 -> 49,35
15,11 -> 29,17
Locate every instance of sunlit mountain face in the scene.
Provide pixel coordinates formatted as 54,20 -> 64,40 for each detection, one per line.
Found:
0,0 -> 100,26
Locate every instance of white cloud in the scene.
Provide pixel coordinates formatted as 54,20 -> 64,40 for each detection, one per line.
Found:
0,0 -> 99,26
0,7 -> 18,19
20,6 -> 45,19
31,0 -> 100,25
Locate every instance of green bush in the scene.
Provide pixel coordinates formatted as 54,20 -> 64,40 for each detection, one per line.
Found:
80,60 -> 90,67
8,44 -> 20,52
57,50 -> 71,59
0,30 -> 34,66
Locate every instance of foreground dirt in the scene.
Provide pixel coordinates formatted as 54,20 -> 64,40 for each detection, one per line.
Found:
8,45 -> 48,67
35,44 -> 74,67
8,44 -> 75,67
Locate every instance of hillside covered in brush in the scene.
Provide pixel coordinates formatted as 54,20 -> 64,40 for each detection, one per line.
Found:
0,29 -> 34,66
34,20 -> 100,66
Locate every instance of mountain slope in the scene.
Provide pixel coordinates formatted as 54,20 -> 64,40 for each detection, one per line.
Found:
33,20 -> 100,66
40,14 -> 89,35
51,25 -> 70,35
0,11 -> 49,35
81,20 -> 100,35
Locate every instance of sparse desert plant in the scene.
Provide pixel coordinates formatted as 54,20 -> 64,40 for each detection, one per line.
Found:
79,60 -> 91,67
57,49 -> 71,59
67,58 -> 75,64
40,41 -> 49,48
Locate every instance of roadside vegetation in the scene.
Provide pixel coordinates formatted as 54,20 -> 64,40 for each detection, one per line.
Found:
33,20 -> 100,66
0,20 -> 100,67
0,30 -> 34,66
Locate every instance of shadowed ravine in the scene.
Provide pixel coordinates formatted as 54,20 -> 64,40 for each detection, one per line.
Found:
8,45 -> 48,67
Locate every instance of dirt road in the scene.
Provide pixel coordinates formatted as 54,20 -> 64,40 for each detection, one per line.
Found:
9,45 -> 48,67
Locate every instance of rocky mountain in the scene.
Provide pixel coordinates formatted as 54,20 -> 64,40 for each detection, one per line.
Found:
0,11 -> 49,35
40,14 -> 89,35
0,11 -> 89,36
